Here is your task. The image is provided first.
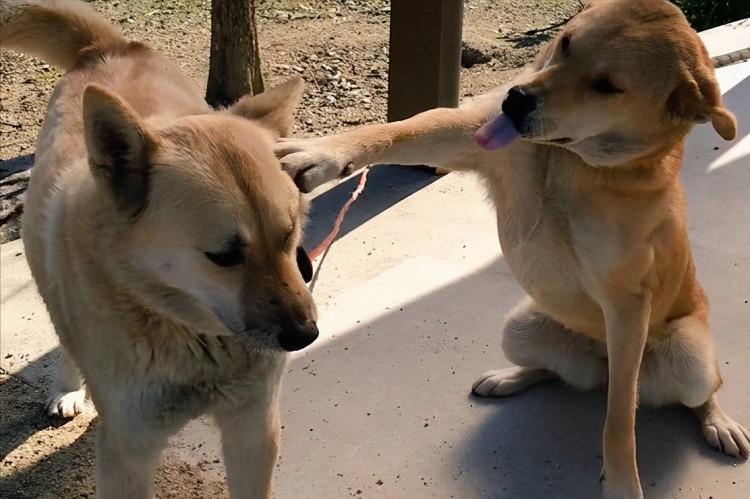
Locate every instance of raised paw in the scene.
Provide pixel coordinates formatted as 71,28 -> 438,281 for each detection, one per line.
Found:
471,366 -> 554,397
274,138 -> 351,193
46,388 -> 87,418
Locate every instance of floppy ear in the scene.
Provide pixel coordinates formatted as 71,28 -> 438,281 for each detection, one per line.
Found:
667,69 -> 737,141
82,84 -> 157,212
708,106 -> 737,141
227,77 -> 305,138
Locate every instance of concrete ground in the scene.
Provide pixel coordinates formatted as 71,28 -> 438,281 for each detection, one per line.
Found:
2,21 -> 749,499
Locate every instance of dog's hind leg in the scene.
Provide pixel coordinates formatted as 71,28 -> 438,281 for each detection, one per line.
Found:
213,390 -> 282,499
694,396 -> 750,459
639,314 -> 750,458
46,348 -> 87,418
472,296 -> 608,396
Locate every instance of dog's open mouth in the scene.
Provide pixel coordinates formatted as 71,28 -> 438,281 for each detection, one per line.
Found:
536,137 -> 574,145
474,113 -> 577,151
549,137 -> 573,144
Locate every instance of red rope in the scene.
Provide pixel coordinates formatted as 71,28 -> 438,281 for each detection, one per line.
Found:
308,168 -> 370,260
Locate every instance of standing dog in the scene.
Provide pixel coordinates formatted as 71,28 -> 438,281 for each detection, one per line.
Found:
1,1 -> 317,497
276,0 -> 749,497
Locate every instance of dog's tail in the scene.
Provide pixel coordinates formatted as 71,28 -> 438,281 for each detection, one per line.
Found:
0,0 -> 124,71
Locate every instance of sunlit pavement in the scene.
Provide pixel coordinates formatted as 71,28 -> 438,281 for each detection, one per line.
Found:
1,21 -> 748,498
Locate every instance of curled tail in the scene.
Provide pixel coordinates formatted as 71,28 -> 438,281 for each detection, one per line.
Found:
0,0 -> 124,71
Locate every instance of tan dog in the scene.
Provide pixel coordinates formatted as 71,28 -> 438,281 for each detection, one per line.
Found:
1,1 -> 317,497
276,0 -> 748,497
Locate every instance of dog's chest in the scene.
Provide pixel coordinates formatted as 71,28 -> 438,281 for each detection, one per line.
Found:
133,334 -> 286,422
487,157 -> 605,332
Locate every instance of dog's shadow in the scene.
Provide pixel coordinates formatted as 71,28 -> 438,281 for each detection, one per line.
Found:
0,154 -> 34,179
1,348 -> 738,498
274,260 -> 744,499
452,381 -> 739,498
503,30 -> 557,49
0,351 -> 227,498
0,350 -> 99,498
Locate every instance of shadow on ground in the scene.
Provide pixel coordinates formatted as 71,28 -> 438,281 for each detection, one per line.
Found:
303,164 -> 437,250
0,367 -> 226,498
0,154 -> 33,180
0,350 -> 98,498
1,76 -> 747,497
272,259 -> 744,499
3,258 -> 739,498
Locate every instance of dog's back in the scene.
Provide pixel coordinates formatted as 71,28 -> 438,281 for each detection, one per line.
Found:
1,0 -> 209,284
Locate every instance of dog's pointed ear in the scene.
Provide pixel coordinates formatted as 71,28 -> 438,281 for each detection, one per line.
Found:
667,68 -> 737,141
227,77 -> 305,138
82,84 -> 157,212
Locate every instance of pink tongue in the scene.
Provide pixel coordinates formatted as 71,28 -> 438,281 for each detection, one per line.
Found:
474,113 -> 519,150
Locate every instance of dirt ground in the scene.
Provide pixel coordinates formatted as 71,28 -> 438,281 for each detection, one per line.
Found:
0,0 -> 580,497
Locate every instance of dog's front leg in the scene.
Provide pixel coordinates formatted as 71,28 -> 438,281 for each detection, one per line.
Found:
95,417 -> 169,499
47,348 -> 87,418
213,396 -> 281,499
600,293 -> 651,499
275,102 -> 494,193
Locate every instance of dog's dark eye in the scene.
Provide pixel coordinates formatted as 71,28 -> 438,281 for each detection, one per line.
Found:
204,248 -> 244,267
204,235 -> 245,267
592,77 -> 623,95
561,35 -> 570,53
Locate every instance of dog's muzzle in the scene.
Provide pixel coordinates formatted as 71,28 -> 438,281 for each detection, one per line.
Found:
502,86 -> 537,131
278,320 -> 319,351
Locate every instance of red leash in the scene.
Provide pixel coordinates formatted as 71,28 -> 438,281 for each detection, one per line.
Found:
308,168 -> 370,261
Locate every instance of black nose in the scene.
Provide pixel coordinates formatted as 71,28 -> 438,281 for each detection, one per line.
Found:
278,320 -> 319,352
502,86 -> 537,129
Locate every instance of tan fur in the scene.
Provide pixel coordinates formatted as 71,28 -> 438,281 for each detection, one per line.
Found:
1,1 -> 316,497
276,1 -> 748,497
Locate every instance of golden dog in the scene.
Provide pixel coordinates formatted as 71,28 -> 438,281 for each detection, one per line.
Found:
1,1 -> 317,497
276,1 -> 748,497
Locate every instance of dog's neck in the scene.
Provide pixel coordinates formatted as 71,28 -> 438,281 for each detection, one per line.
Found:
572,138 -> 687,195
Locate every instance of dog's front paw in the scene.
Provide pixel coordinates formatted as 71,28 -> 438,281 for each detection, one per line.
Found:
601,482 -> 644,499
600,468 -> 644,499
46,388 -> 87,418
471,366 -> 553,397
275,138 -> 352,193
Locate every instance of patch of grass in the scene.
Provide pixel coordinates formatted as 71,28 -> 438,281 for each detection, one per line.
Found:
671,0 -> 750,31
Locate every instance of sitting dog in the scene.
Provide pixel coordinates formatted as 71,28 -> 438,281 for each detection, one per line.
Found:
1,1 -> 317,497
276,0 -> 749,497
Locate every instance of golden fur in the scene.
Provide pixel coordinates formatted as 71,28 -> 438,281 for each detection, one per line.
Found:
1,1 -> 317,497
276,1 -> 748,497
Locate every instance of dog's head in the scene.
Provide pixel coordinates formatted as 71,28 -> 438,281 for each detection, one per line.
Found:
82,77 -> 319,352
476,0 -> 736,166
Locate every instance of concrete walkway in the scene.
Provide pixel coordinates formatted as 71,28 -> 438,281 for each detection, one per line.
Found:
1,22 -> 749,499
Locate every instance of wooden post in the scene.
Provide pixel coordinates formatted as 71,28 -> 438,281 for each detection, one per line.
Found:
206,0 -> 264,108
387,0 -> 464,123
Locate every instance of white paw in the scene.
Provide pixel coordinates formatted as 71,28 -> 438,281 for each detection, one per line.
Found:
46,388 -> 87,418
702,413 -> 750,459
471,366 -> 553,397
